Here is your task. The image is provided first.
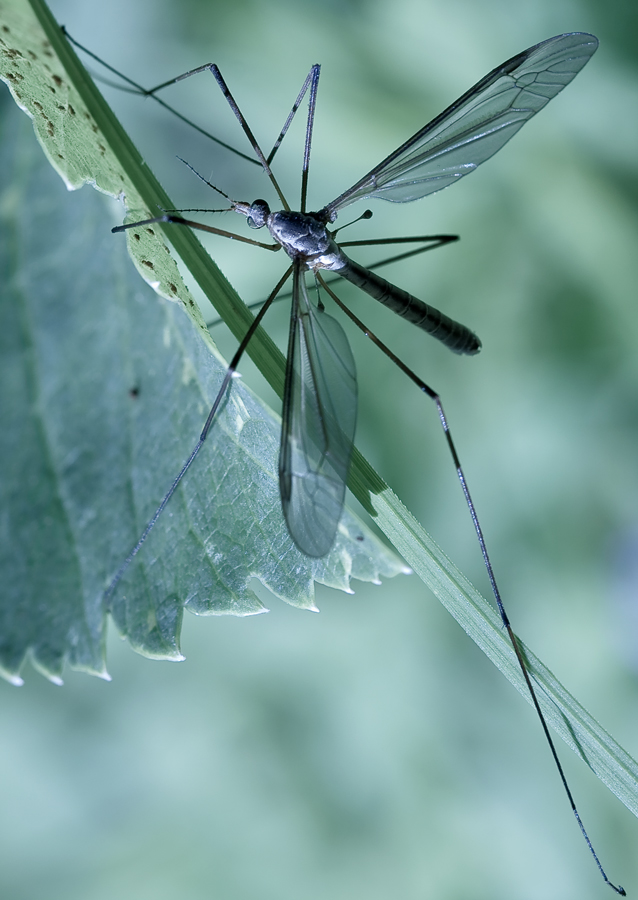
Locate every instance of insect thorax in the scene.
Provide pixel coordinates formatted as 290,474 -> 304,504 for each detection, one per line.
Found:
267,210 -> 346,271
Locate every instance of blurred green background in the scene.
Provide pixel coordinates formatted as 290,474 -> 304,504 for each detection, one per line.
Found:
2,0 -> 638,897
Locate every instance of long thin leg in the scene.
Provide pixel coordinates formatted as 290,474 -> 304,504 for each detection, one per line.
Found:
162,57 -> 321,197
208,65 -> 290,210
317,273 -> 625,897
338,234 -> 458,249
345,236 -> 458,269
63,29 -> 325,189
300,66 -> 321,213
60,27 -> 260,167
112,214 -> 281,251
163,60 -> 321,205
267,66 -> 320,167
137,58 -> 319,213
104,265 -> 293,603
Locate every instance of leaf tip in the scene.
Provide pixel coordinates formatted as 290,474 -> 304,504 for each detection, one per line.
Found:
1,671 -> 25,687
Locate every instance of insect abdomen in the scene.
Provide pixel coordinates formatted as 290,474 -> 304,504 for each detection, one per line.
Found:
338,258 -> 481,355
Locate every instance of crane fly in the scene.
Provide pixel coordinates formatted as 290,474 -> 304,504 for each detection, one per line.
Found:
65,29 -> 625,893
104,31 -> 598,559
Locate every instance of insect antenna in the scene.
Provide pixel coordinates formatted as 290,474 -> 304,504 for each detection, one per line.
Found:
174,157 -> 236,203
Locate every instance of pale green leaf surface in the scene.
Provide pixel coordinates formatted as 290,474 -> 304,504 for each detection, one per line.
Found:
0,91 -> 405,683
1,0 -> 637,821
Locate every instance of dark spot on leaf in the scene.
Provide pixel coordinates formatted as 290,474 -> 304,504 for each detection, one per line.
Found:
2,25 -> 10,33
48,85 -> 55,94
5,72 -> 23,83
52,74 -> 63,87
146,228 -> 156,236
98,143 -> 105,154
169,283 -> 177,293
5,48 -> 21,59
47,121 -> 55,137
68,104 -> 75,116
57,104 -> 65,111
129,387 -> 140,398
133,233 -> 141,241
356,535 -> 364,541
28,50 -> 37,60
33,100 -> 43,111
141,260 -> 154,269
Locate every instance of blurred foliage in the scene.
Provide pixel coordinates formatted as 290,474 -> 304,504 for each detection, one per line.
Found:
2,0 -> 638,897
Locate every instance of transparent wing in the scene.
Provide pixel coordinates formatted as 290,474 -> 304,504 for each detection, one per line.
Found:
323,33 -> 598,216
279,264 -> 357,557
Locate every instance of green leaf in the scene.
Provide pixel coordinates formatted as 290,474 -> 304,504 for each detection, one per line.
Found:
1,0 -> 637,823
0,87 -> 405,679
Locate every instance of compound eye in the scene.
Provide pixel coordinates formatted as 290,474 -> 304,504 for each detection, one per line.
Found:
247,199 -> 269,229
